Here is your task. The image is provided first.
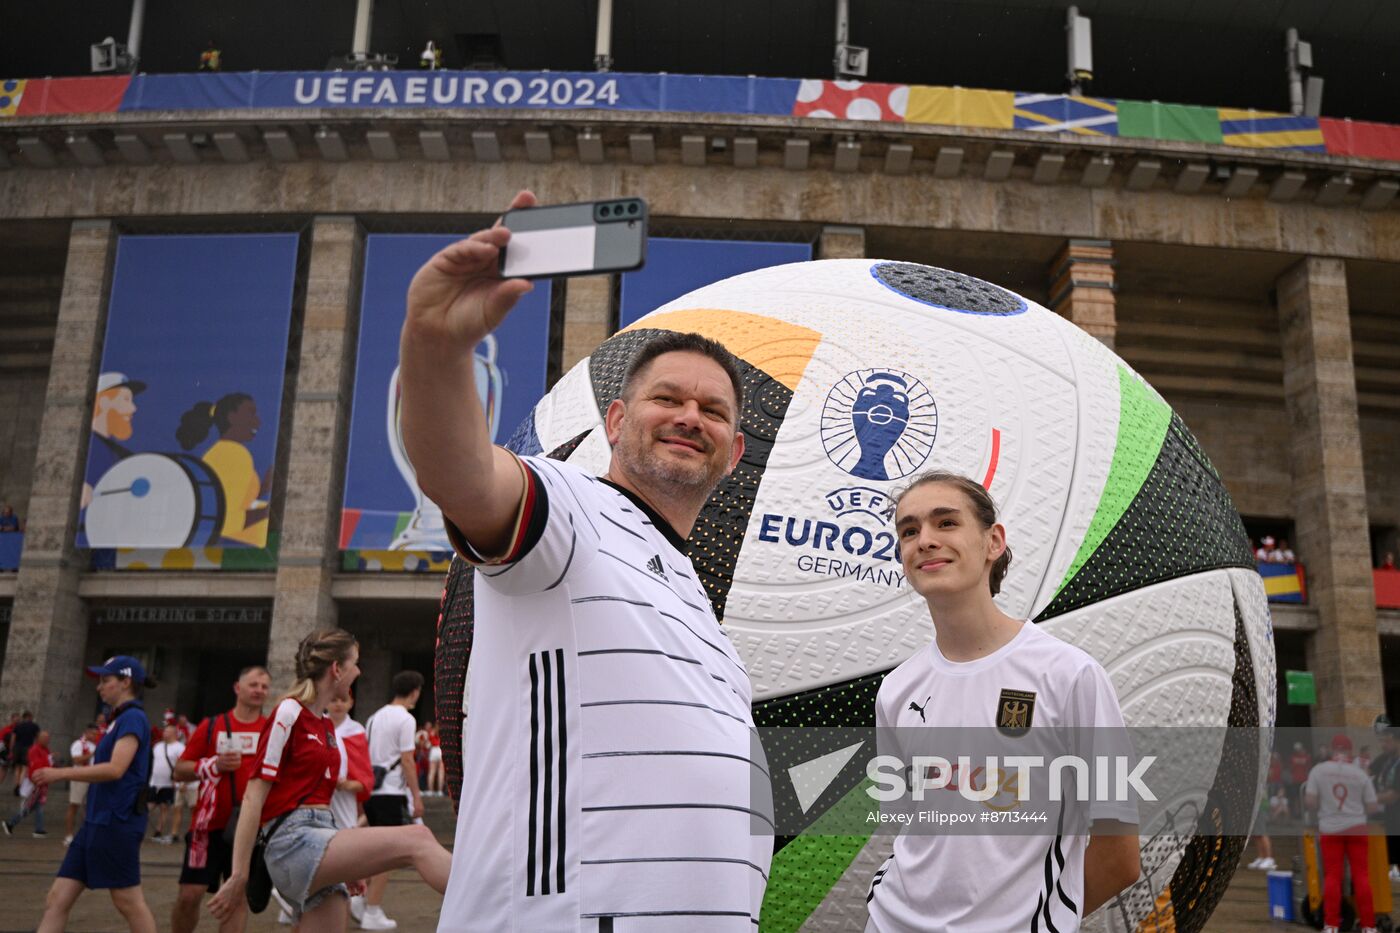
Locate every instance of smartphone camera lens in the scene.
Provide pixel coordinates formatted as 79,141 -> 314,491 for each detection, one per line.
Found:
628,203 -> 639,215
599,205 -> 611,217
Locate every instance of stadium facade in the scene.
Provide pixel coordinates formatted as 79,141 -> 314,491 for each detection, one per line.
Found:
0,6 -> 1399,749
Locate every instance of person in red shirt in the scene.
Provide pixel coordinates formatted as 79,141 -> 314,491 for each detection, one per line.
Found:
170,665 -> 270,933
0,712 -> 18,787
426,721 -> 445,797
3,731 -> 52,836
208,628 -> 452,926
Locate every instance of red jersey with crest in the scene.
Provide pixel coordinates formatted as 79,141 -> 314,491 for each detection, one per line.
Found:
255,698 -> 339,823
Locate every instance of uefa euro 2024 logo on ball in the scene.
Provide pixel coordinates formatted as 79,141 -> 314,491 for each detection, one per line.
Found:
820,369 -> 938,481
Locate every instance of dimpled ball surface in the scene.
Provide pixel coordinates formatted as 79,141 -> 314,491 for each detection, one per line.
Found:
440,259 -> 1274,933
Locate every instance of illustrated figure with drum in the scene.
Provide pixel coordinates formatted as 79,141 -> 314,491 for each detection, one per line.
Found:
82,378 -> 273,550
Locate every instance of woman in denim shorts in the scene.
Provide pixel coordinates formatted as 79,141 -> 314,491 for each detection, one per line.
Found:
208,629 -> 452,930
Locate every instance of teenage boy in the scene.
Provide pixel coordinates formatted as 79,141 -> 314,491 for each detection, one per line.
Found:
868,472 -> 1141,932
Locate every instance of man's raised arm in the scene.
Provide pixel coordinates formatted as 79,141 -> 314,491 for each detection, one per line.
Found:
398,189 -> 537,559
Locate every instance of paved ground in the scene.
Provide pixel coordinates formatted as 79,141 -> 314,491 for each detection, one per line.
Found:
0,797 -> 453,933
0,801 -> 1390,931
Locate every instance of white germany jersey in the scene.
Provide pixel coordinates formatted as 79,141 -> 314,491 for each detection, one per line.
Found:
439,456 -> 773,932
867,622 -> 1134,933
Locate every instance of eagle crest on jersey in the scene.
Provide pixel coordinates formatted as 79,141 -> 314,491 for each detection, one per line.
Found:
996,688 -> 1037,736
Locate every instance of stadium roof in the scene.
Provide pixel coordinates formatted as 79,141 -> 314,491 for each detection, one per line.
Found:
4,0 -> 1398,123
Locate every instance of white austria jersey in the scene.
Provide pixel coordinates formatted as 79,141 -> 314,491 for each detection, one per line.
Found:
1305,758 -> 1376,834
867,622 -> 1135,933
439,456 -> 773,932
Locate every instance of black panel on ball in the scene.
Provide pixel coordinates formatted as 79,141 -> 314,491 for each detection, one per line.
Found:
871,261 -> 1027,316
1038,414 -> 1254,622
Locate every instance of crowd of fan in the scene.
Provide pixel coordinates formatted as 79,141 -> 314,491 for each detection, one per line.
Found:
1252,535 -> 1297,564
0,671 -> 447,931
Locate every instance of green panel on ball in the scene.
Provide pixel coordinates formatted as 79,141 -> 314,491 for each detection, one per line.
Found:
759,782 -> 877,933
1053,367 -> 1171,600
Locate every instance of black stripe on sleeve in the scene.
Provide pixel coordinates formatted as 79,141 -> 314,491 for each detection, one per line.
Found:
553,647 -> 568,894
527,654 -> 541,896
541,649 -> 555,896
543,520 -> 577,592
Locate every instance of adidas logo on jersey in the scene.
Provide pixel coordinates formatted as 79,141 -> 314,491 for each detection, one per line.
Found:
646,554 -> 668,580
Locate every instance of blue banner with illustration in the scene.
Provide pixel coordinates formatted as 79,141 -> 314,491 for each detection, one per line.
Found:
340,234 -> 553,555
619,238 -> 814,329
78,234 -> 299,550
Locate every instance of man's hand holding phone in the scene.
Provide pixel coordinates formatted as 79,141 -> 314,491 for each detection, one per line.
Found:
404,189 -> 538,353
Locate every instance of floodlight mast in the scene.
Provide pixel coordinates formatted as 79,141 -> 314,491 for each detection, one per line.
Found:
835,0 -> 850,78
126,0 -> 146,66
1285,27 -> 1323,116
595,0 -> 614,72
352,0 -> 374,57
1066,6 -> 1093,95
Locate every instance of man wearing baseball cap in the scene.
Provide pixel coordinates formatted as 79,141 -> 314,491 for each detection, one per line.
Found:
1305,733 -> 1382,933
84,372 -> 146,511
31,655 -> 158,932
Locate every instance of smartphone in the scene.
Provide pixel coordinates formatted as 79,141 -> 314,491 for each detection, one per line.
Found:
499,198 -> 647,280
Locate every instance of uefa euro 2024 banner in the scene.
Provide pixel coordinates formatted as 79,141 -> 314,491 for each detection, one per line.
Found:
339,235 -> 553,554
78,234 -> 299,550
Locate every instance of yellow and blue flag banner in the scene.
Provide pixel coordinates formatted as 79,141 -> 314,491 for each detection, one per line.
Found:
0,79 -> 26,117
1013,94 -> 1118,136
1219,108 -> 1325,152
1258,561 -> 1306,603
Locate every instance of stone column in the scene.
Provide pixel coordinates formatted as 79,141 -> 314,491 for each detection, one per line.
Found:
1049,239 -> 1116,348
0,220 -> 115,744
819,225 -> 866,259
1276,256 -> 1382,727
266,217 -> 364,689
561,275 -> 613,372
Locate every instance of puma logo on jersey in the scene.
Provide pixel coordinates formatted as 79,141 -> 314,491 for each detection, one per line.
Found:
908,697 -> 930,722
646,554 -> 668,580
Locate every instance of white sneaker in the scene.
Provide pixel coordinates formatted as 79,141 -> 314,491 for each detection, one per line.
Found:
1323,926 -> 1340,933
1258,857 -> 1276,870
360,906 -> 398,930
269,886 -> 295,921
1246,857 -> 1263,869
349,895 -> 366,923
1391,864 -> 1400,881
62,835 -> 73,847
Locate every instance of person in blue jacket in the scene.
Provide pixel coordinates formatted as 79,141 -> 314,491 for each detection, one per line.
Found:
31,655 -> 159,933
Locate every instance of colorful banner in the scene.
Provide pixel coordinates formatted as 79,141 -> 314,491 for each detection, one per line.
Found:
1013,94 -> 1118,136
793,80 -> 907,122
906,86 -> 1013,129
339,234 -> 554,553
1219,108 -> 1325,152
1258,561 -> 1306,603
0,533 -> 21,570
1117,100 -> 1223,145
79,234 -> 300,551
4,69 -> 1400,166
1320,118 -> 1400,162
1376,569 -> 1400,610
618,238 -> 814,330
